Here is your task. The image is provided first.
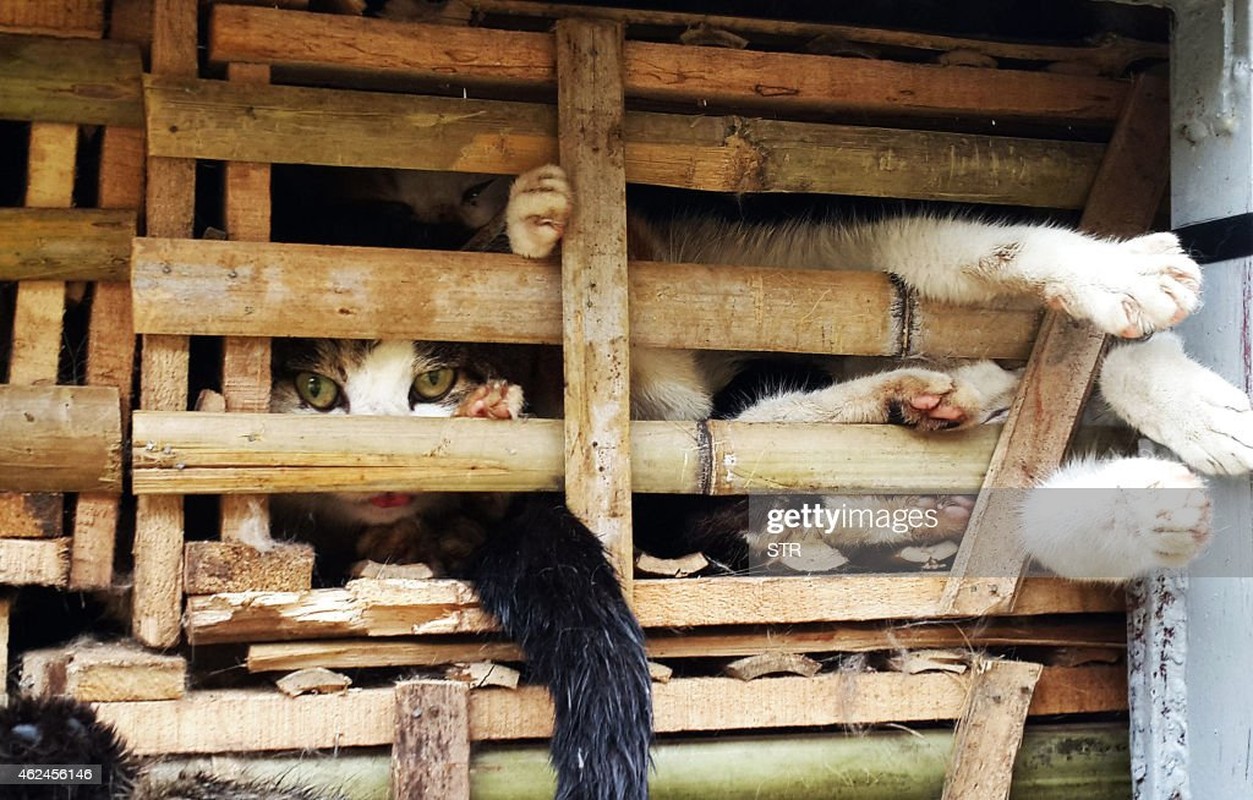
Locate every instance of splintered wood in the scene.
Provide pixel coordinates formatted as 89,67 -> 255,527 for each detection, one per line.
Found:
939,75 -> 1173,616
20,639 -> 187,702
942,659 -> 1044,800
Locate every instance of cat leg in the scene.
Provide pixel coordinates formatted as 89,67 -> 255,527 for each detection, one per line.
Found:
471,496 -> 651,800
853,217 -> 1201,338
1019,456 -> 1211,580
1099,332 -> 1253,475
506,164 -> 571,258
455,379 -> 525,419
732,363 -> 1013,430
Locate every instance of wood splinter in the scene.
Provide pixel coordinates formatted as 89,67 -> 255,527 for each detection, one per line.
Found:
724,652 -> 822,681
275,667 -> 352,697
445,662 -> 521,690
634,552 -> 708,578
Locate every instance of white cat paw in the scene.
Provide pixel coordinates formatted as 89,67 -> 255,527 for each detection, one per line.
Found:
456,380 -> 524,420
1100,333 -> 1253,475
505,164 -> 571,258
1044,232 -> 1201,338
1021,456 -> 1211,580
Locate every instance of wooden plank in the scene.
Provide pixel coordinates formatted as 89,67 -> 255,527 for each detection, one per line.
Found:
467,0 -> 1166,76
393,680 -> 471,800
184,541 -> 314,594
245,616 -> 1125,672
93,666 -> 1125,755
0,538 -> 71,586
182,576 -> 1122,644
208,5 -> 1130,125
0,0 -> 104,38
0,385 -> 122,493
129,238 -> 1041,359
72,125 -> 144,590
556,19 -> 633,592
20,640 -> 187,702
0,208 -> 135,281
939,75 -> 1172,616
0,34 -> 143,125
941,659 -> 1044,800
143,75 -> 1104,208
0,595 -> 8,707
133,0 -> 197,650
130,414 -> 1000,496
220,62 -> 274,545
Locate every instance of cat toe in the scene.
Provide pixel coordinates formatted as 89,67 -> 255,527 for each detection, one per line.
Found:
506,164 -> 573,259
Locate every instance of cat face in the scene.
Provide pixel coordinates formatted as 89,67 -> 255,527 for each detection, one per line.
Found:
271,339 -> 505,525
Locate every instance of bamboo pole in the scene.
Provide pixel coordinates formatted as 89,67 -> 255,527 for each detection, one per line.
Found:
130,414 -> 1000,496
181,576 -> 1121,644
135,725 -> 1133,800
129,238 -> 1041,359
91,667 -> 1124,755
207,5 -> 1132,123
142,75 -> 1104,208
939,75 -> 1172,616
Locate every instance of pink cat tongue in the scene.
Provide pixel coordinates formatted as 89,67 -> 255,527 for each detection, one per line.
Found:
369,492 -> 414,509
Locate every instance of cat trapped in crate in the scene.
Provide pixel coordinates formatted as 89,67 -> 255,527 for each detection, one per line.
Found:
267,164 -> 1253,800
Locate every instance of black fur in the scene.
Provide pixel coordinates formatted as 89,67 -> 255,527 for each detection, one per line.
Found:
471,496 -> 652,800
0,695 -> 136,800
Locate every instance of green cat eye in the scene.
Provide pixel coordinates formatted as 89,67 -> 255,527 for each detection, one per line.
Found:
413,367 -> 457,402
294,371 -> 341,410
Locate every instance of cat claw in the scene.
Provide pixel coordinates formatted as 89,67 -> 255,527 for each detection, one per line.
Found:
506,164 -> 572,259
1046,232 -> 1201,338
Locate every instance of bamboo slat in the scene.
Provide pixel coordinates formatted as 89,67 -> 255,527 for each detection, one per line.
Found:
0,208 -> 135,281
208,5 -> 1129,125
129,238 -> 1041,359
131,414 -> 1000,496
0,385 -> 122,493
142,76 -> 1103,207
244,615 -> 1125,672
183,576 -> 1122,644
940,75 -> 1172,616
92,666 -> 1125,755
0,34 -> 142,126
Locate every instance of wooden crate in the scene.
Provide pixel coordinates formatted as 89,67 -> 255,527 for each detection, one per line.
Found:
67,0 -> 1172,794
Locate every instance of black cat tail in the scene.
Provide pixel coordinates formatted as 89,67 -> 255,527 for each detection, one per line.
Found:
471,495 -> 652,800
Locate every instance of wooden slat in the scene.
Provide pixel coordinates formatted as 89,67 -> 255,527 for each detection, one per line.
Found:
93,666 -> 1125,755
129,238 -> 1041,359
142,75 -> 1104,208
942,660 -> 1044,800
556,18 -> 633,592
208,5 -> 1129,125
393,680 -> 471,800
184,541 -> 314,594
0,595 -> 8,707
0,34 -> 142,125
467,0 -> 1166,76
0,0 -> 104,38
71,124 -> 144,590
0,538 -> 71,586
133,0 -> 197,650
182,576 -> 1122,644
20,641 -> 187,702
0,385 -> 122,493
245,616 -> 1125,672
220,62 -> 274,545
131,414 -> 1000,496
0,208 -> 135,281
939,75 -> 1172,616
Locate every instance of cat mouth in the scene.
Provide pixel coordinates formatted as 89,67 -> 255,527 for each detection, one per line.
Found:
368,492 -> 415,509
